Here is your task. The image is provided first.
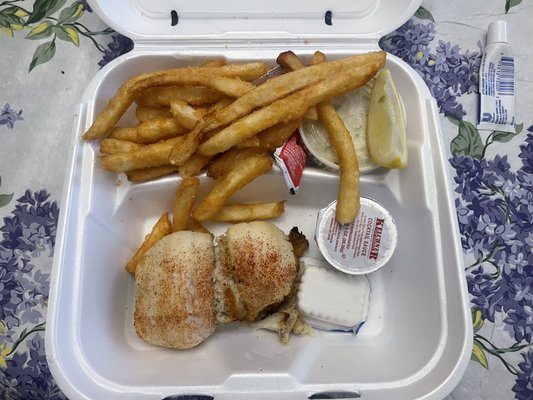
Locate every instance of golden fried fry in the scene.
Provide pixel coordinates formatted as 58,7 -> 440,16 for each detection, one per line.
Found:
100,138 -> 143,154
276,50 -> 306,72
130,63 -> 267,94
125,212 -> 172,275
317,102 -> 360,224
108,127 -> 139,142
82,62 -> 268,140
125,165 -> 179,183
192,153 -> 273,221
276,51 -> 318,120
206,147 -> 263,179
101,137 -> 181,173
209,97 -> 234,112
172,177 -> 200,232
210,201 -> 285,222
169,100 -> 207,130
138,86 -> 224,108
199,52 -> 386,134
178,153 -> 213,177
136,117 -> 188,144
135,106 -> 172,122
201,76 -> 254,98
235,136 -> 260,149
256,120 -> 301,151
168,131 -> 202,167
199,59 -> 385,156
309,51 -> 326,66
201,58 -> 227,68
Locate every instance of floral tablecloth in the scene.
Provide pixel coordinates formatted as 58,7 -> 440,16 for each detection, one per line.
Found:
1,1 -> 532,399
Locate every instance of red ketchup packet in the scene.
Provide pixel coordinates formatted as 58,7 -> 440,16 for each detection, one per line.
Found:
273,130 -> 307,194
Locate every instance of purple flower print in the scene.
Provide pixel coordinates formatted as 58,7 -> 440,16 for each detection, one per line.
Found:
0,104 -> 23,130
98,33 -> 134,68
513,349 -> 533,400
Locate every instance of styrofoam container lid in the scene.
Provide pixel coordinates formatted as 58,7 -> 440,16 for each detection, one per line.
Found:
88,0 -> 422,42
46,1 -> 475,400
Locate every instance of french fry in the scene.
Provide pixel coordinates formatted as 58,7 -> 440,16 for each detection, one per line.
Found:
172,177 -> 200,232
276,50 -> 306,72
125,212 -> 172,275
169,100 -> 207,130
200,76 -> 254,98
235,136 -> 260,149
210,201 -> 286,222
199,52 -> 386,134
136,117 -> 188,144
168,131 -> 201,167
108,127 -> 139,142
206,147 -> 263,179
135,106 -> 172,122
178,153 -> 213,177
276,51 -> 318,120
126,165 -> 179,183
168,103 -> 229,166
309,51 -> 360,223
209,97 -> 234,112
187,217 -> 213,238
130,63 -> 268,94
135,77 -> 253,105
199,59 -> 385,156
309,50 -> 327,65
201,58 -> 227,68
256,120 -> 301,151
192,153 -> 273,221
82,62 -> 268,140
100,138 -> 143,154
138,86 -> 224,108
317,102 -> 360,224
101,137 -> 181,173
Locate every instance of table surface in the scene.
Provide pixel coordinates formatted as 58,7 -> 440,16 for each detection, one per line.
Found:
1,1 -> 532,399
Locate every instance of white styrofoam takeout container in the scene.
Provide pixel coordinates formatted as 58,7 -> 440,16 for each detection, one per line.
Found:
46,0 -> 473,399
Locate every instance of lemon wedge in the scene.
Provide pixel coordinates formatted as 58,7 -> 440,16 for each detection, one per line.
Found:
366,69 -> 407,169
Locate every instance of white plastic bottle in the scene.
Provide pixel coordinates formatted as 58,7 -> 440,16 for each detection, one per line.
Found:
477,20 -> 516,133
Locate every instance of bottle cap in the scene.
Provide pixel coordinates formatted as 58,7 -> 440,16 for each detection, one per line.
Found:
487,20 -> 508,44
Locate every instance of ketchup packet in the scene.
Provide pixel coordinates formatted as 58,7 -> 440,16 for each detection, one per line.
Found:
274,130 -> 307,194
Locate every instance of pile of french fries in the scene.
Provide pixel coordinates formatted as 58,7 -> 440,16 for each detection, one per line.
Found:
81,51 -> 387,273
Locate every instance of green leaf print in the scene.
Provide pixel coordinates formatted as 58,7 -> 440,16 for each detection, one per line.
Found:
472,339 -> 489,368
414,6 -> 435,23
25,20 -> 53,40
53,25 -> 79,46
505,0 -> 523,13
449,118 -> 484,159
0,1 -> 120,72
26,0 -> 67,24
57,2 -> 83,24
472,308 -> 484,333
28,39 -> 56,72
0,177 -> 14,208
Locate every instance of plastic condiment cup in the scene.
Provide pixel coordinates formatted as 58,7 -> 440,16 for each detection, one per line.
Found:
315,198 -> 398,275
